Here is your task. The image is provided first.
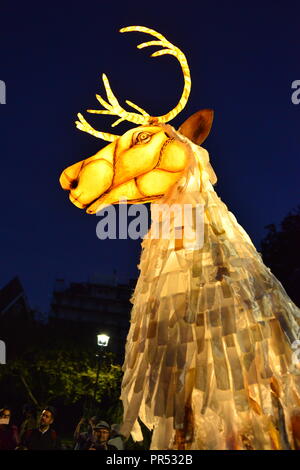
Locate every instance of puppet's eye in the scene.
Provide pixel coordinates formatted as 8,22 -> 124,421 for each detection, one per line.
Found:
132,131 -> 152,145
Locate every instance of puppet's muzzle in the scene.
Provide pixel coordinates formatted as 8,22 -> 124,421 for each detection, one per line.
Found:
59,141 -> 116,209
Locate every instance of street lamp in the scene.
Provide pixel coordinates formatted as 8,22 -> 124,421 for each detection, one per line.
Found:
97,334 -> 110,347
93,333 -> 110,402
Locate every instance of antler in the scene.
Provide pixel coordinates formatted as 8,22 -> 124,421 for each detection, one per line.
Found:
76,25 -> 191,141
121,26 -> 191,124
76,113 -> 119,142
86,73 -> 150,127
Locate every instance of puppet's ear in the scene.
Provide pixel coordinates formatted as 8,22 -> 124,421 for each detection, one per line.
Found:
178,109 -> 214,145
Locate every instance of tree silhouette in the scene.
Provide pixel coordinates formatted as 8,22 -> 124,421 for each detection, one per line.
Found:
261,205 -> 300,307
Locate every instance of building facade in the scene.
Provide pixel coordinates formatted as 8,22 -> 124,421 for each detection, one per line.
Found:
49,277 -> 136,360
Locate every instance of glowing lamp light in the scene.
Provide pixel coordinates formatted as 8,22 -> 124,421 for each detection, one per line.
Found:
97,333 -> 110,347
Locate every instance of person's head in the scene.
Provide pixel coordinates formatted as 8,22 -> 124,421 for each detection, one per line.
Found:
0,407 -> 11,424
39,407 -> 56,429
110,423 -> 121,438
93,421 -> 110,444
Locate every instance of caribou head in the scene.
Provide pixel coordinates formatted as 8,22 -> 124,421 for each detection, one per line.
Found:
60,26 -> 215,213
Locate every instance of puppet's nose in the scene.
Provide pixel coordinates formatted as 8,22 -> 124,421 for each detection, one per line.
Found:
70,179 -> 78,190
59,160 -> 84,190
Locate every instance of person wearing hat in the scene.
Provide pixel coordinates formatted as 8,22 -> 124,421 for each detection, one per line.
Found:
87,421 -> 117,451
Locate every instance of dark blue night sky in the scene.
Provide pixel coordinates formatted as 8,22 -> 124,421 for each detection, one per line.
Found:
0,1 -> 299,312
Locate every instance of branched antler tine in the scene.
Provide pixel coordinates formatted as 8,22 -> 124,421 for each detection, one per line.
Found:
95,93 -> 112,110
125,100 -> 149,116
76,113 -> 100,135
120,26 -> 166,42
76,113 -> 119,142
102,74 -> 121,109
150,48 -> 190,80
112,117 -> 126,127
137,40 -> 165,50
87,109 -> 113,115
96,73 -> 145,126
150,49 -> 174,57
119,25 -> 191,124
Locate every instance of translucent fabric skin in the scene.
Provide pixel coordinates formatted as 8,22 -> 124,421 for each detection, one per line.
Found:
61,123 -> 300,450
120,129 -> 300,450
59,24 -> 300,450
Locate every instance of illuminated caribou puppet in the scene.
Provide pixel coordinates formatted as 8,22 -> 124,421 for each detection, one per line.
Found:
60,26 -> 300,450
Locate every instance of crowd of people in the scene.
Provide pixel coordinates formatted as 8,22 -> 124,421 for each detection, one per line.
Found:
0,405 -> 124,451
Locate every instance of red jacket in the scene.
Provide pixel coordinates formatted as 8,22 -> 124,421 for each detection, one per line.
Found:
0,424 -> 20,450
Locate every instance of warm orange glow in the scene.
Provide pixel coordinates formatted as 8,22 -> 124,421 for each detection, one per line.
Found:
60,126 -> 189,213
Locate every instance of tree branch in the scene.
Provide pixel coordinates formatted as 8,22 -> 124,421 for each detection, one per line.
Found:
20,374 -> 40,409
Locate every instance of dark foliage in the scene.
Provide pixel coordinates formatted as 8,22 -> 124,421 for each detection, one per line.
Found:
261,206 -> 300,307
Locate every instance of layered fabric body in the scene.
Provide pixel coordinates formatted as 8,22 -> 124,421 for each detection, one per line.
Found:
120,131 -> 300,450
